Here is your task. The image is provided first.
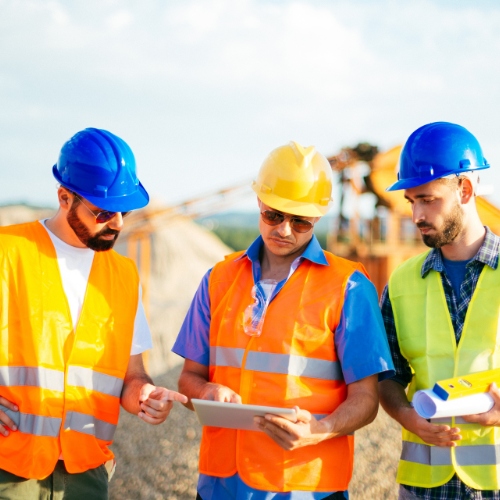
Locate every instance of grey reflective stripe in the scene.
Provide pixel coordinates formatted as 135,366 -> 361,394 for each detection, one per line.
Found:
401,441 -> 500,466
210,347 -> 245,368
18,413 -> 62,437
401,441 -> 452,466
0,366 -> 64,392
245,352 -> 343,381
67,366 -> 123,398
430,417 -> 468,425
1,404 -> 61,438
455,445 -> 500,466
64,411 -> 116,441
0,405 -> 60,438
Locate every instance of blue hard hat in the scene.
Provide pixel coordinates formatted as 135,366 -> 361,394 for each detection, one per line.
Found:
386,122 -> 489,192
52,128 -> 149,212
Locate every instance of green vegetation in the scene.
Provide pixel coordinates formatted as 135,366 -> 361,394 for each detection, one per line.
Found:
213,226 -> 328,251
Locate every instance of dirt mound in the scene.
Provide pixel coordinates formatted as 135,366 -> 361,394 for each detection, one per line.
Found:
110,365 -> 401,500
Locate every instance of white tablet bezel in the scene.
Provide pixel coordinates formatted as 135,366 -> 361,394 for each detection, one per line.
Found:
192,399 -> 297,432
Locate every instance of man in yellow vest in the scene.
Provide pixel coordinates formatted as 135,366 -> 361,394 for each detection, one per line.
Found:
172,142 -> 395,500
0,128 -> 187,499
379,122 -> 500,500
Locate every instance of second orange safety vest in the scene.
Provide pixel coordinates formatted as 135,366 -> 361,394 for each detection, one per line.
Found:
199,249 -> 367,492
0,221 -> 139,479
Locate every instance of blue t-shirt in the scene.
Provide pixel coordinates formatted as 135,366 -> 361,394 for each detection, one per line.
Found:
172,235 -> 395,500
442,257 -> 472,298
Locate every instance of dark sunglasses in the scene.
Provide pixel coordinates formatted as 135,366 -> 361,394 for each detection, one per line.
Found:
72,193 -> 132,223
260,210 -> 314,233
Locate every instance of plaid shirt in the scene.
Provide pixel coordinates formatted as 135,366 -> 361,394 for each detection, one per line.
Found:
380,227 -> 500,500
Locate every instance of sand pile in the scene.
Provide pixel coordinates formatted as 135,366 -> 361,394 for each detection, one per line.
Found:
115,212 -> 233,377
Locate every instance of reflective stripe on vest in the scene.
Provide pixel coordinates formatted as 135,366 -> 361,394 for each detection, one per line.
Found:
0,366 -> 65,392
64,411 -> 117,442
0,405 -> 61,437
402,441 -> 500,467
390,251 -> 500,489
67,366 -> 123,398
210,346 -> 343,381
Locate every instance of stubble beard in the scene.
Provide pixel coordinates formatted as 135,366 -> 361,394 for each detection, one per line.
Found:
67,203 -> 120,252
418,200 -> 465,249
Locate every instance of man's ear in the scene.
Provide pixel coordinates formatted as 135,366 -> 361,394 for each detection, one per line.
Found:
460,178 -> 475,205
57,187 -> 74,212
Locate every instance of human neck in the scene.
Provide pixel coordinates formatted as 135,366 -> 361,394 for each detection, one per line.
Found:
45,210 -> 87,249
260,238 -> 310,282
440,213 -> 485,262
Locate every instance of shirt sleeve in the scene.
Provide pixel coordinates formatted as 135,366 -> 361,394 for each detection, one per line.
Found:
380,283 -> 413,388
171,269 -> 212,366
130,283 -> 154,355
335,270 -> 395,384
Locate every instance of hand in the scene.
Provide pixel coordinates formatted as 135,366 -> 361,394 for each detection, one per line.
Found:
0,396 -> 19,437
462,382 -> 500,426
255,407 -> 331,451
401,407 -> 461,447
138,384 -> 188,425
199,383 -> 241,403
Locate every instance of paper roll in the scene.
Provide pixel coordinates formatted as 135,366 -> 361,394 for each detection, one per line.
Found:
413,389 -> 494,419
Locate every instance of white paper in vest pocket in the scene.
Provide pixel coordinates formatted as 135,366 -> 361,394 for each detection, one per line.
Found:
192,399 -> 297,432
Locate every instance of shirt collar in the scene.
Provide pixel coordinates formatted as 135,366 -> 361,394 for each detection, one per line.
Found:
421,226 -> 500,278
236,234 -> 329,266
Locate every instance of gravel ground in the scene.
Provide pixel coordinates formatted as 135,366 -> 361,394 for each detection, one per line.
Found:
110,366 -> 401,500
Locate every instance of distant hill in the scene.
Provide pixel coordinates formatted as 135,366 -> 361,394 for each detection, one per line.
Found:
196,211 -> 336,251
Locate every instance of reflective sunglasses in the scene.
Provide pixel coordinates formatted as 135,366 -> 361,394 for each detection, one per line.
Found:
260,210 -> 314,233
73,193 -> 132,223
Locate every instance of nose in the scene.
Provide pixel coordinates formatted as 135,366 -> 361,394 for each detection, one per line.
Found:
276,219 -> 293,237
412,203 -> 425,225
107,212 -> 124,231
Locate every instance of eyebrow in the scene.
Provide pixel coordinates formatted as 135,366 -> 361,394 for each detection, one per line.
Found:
404,194 -> 434,200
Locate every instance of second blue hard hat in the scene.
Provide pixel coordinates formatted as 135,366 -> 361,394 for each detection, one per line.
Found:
52,128 -> 149,212
386,122 -> 489,192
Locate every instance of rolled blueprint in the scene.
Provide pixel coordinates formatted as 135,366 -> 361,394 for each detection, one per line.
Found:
413,389 -> 494,419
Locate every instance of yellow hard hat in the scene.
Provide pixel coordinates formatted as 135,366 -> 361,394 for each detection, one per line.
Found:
252,141 -> 333,217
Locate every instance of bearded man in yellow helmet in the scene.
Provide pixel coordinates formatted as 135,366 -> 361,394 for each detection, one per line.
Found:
172,141 -> 395,500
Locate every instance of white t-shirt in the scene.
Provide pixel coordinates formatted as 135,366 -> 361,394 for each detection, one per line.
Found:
40,220 -> 153,355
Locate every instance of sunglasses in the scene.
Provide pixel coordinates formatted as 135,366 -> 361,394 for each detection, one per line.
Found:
73,193 -> 132,223
260,210 -> 314,233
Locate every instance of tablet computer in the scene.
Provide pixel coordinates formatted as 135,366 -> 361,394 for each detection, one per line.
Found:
192,399 -> 297,432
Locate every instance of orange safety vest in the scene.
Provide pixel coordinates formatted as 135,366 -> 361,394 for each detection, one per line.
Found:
199,250 -> 367,492
0,221 -> 139,479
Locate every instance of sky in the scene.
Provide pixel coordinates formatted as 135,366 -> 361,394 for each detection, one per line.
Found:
1,0 -> 500,212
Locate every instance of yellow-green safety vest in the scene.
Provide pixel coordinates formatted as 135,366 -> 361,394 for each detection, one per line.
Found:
389,251 -> 500,490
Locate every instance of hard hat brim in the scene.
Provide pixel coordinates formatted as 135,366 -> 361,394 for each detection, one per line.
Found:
53,165 -> 150,212
386,164 -> 490,192
253,185 -> 330,217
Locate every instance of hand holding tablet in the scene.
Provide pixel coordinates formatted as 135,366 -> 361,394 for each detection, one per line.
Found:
192,399 -> 297,432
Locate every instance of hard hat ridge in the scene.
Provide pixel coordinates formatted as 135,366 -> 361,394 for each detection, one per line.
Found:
290,141 -> 316,169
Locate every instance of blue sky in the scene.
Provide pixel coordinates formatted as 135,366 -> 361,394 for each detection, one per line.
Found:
1,0 -> 500,211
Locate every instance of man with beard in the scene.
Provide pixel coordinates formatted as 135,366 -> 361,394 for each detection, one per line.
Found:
0,128 -> 187,499
173,141 -> 394,500
379,122 -> 500,500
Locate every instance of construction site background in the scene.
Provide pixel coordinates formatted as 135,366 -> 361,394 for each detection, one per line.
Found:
3,143 -> 500,499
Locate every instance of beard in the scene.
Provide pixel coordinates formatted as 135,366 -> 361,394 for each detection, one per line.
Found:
417,200 -> 464,249
67,204 -> 120,251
